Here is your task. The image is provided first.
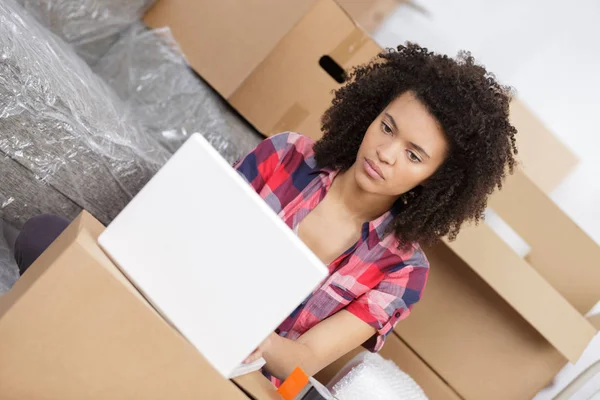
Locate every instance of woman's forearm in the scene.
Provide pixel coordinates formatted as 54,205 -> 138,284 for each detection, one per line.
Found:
255,311 -> 377,381
262,333 -> 319,380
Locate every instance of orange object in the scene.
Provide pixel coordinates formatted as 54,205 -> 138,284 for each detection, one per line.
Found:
278,367 -> 310,400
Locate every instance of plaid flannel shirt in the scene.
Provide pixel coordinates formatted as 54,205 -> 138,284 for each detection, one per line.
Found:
234,132 -> 429,353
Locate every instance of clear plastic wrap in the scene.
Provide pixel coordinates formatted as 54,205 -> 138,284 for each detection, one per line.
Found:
0,221 -> 19,295
0,0 -> 171,227
93,23 -> 263,162
15,0 -> 154,65
328,352 -> 428,400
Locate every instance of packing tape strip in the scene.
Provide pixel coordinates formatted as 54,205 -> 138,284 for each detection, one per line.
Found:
271,103 -> 310,135
329,28 -> 371,66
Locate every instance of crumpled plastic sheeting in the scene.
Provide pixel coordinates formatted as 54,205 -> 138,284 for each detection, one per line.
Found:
93,23 -> 263,163
15,0 -> 154,65
0,0 -> 171,228
330,352 -> 428,400
0,221 -> 19,295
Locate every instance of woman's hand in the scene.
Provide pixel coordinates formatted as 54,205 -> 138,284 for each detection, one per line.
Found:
243,331 -> 280,364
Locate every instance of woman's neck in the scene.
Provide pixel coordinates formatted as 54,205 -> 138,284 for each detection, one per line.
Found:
329,166 -> 398,223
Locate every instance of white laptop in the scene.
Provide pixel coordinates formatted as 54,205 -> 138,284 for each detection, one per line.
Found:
98,134 -> 328,378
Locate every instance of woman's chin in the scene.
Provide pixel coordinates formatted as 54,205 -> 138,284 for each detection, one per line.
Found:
355,169 -> 381,193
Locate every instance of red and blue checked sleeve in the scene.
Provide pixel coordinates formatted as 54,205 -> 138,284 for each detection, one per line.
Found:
232,132 -> 292,193
345,256 -> 429,352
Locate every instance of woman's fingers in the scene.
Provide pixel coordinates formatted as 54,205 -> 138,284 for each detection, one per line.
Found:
243,349 -> 261,364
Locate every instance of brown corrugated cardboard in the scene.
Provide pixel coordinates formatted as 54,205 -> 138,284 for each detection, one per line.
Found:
145,0 -> 379,140
510,99 -> 578,193
0,212 -> 248,400
316,333 -> 463,400
229,0 -> 381,139
443,221 -> 596,363
396,242 -> 568,400
589,314 -> 600,330
144,0 -> 317,99
234,372 -> 283,400
337,0 -> 401,32
488,169 -> 600,314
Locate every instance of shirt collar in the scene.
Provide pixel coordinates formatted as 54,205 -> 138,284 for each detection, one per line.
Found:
366,202 -> 400,249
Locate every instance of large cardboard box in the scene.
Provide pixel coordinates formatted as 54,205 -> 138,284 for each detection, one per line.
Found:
145,0 -> 380,141
0,212 -> 249,399
396,242 -> 574,400
509,99 -> 578,193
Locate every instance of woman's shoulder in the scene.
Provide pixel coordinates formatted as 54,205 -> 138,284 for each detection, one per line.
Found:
264,132 -> 318,164
266,132 -> 315,151
383,235 -> 430,270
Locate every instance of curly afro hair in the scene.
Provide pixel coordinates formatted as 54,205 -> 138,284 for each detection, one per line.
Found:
313,43 -> 518,246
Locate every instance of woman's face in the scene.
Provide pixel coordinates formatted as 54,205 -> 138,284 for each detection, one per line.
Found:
353,91 -> 449,197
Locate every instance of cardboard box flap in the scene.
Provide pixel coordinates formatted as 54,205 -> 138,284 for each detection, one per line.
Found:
443,224 -> 596,363
396,242 -> 567,400
144,0 -> 317,98
589,313 -> 600,330
510,99 -> 578,193
0,212 -> 87,318
489,169 -> 600,315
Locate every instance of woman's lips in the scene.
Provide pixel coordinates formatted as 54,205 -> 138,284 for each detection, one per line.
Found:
364,158 -> 384,180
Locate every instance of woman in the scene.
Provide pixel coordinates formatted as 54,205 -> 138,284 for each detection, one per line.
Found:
15,44 -> 517,383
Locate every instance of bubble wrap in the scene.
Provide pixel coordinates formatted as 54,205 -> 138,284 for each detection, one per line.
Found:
15,0 -> 154,65
0,0 -> 171,227
92,23 -> 263,163
1,0 -> 263,229
0,221 -> 19,295
330,352 -> 428,400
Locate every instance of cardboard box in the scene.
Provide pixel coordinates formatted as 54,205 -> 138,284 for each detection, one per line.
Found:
234,372 -> 284,400
590,314 -> 600,330
487,169 -> 600,315
510,99 -> 578,193
316,333 -> 463,400
0,212 -> 248,399
145,0 -> 318,101
337,0 -> 402,32
395,241 -> 590,400
145,0 -> 380,141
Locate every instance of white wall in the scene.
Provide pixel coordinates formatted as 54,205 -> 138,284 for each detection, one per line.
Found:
372,1 -> 600,398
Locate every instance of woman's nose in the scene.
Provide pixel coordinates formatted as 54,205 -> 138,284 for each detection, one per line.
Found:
376,143 -> 399,166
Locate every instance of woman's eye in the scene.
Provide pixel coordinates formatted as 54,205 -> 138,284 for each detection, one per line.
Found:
407,150 -> 422,163
381,122 -> 393,135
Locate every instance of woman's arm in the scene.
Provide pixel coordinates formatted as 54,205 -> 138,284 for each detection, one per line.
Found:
245,309 -> 376,380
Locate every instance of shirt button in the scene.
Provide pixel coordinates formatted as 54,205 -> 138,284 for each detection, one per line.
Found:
275,328 -> 281,334
395,312 -> 401,318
